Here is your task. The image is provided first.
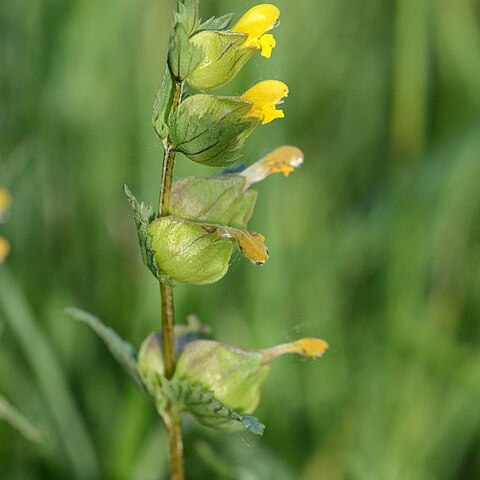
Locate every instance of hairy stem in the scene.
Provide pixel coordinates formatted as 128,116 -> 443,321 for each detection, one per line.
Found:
158,79 -> 185,480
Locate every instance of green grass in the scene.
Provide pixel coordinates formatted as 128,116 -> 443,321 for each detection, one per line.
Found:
1,0 -> 480,478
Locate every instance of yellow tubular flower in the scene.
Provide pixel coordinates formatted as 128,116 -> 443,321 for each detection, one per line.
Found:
240,146 -> 304,188
261,338 -> 329,364
241,80 -> 289,125
232,4 -> 280,58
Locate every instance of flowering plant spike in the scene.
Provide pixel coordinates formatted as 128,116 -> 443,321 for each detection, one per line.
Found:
69,2 -> 328,479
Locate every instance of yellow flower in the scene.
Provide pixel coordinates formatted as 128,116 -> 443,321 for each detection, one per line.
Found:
0,236 -> 10,264
0,188 -> 12,221
261,338 -> 329,363
241,80 -> 289,125
232,4 -> 280,58
240,146 -> 304,188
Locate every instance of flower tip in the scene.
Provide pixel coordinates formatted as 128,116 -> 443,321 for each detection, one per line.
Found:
261,337 -> 329,363
242,80 -> 289,125
240,145 -> 304,186
289,338 -> 329,358
234,4 -> 281,34
236,230 -> 269,265
233,4 -> 280,57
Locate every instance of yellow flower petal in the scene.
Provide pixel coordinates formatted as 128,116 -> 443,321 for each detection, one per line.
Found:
217,227 -> 270,266
242,80 -> 289,125
0,236 -> 10,263
0,188 -> 12,219
258,33 -> 276,58
233,4 -> 280,57
261,338 -> 329,363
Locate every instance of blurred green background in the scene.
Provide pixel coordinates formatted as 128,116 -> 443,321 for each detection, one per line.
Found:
1,0 -> 480,478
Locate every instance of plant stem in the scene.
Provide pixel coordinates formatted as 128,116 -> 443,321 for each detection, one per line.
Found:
157,78 -> 185,480
160,283 -> 176,379
158,79 -> 183,218
162,404 -> 185,480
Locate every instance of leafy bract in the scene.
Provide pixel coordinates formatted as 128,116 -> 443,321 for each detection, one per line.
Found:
67,308 -> 146,395
170,94 -> 257,166
188,31 -> 251,90
123,185 -> 162,281
197,13 -> 234,32
169,0 -> 203,79
170,175 -> 257,229
152,66 -> 175,140
180,381 -> 265,435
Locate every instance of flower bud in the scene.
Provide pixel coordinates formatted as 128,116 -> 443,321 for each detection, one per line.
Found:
149,217 -> 234,285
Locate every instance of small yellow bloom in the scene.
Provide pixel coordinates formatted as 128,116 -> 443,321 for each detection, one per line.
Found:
0,236 -> 10,263
217,227 -> 270,266
240,146 -> 304,188
233,4 -> 280,58
261,338 -> 329,363
232,230 -> 269,266
242,80 -> 289,125
0,188 -> 12,221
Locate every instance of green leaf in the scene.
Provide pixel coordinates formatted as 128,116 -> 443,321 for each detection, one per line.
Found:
0,268 -> 100,479
152,66 -> 174,140
123,185 -> 162,281
181,381 -> 265,435
170,94 -> 257,166
0,395 -> 43,443
170,175 -> 257,229
66,308 -> 147,396
198,13 -> 235,32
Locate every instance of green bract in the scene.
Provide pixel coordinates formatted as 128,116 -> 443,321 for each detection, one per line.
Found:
152,67 -> 175,140
169,94 -> 258,166
188,31 -> 252,90
175,340 -> 270,414
169,175 -> 256,229
168,0 -> 203,80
